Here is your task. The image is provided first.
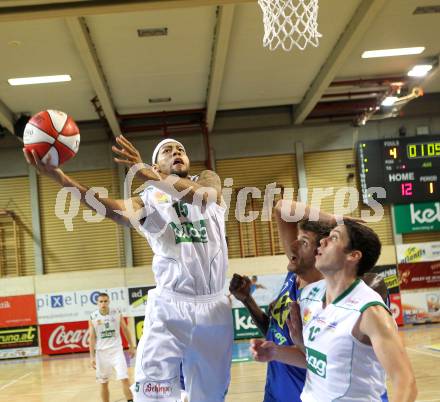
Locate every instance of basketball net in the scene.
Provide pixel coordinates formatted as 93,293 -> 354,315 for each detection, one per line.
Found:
258,0 -> 322,51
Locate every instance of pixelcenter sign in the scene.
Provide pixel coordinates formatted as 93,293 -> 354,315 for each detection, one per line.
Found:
0,295 -> 37,328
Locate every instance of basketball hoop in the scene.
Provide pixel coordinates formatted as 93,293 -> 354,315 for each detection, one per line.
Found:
258,0 -> 322,51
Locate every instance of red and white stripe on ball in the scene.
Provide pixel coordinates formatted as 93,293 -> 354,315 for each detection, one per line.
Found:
23,109 -> 80,166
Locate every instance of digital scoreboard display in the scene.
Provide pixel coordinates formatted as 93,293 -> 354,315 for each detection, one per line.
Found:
357,135 -> 440,205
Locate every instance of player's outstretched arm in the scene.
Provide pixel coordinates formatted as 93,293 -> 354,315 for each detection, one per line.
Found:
250,339 -> 306,367
112,135 -> 222,206
359,306 -> 417,402
120,317 -> 136,358
88,320 -> 97,369
229,274 -> 270,335
23,148 -> 144,227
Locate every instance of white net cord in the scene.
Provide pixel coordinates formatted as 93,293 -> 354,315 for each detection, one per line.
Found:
258,0 -> 322,51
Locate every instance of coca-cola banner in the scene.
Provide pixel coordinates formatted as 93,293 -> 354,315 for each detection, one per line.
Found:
0,325 -> 40,359
396,241 -> 440,264
398,261 -> 440,290
40,321 -> 90,355
40,320 -> 129,355
0,295 -> 37,328
36,287 -> 129,324
128,286 -> 155,317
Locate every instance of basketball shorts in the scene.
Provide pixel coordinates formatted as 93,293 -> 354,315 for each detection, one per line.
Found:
131,288 -> 233,402
95,346 -> 128,383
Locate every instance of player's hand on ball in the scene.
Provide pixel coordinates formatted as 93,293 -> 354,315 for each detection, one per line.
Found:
23,149 -> 64,182
229,274 -> 252,303
286,302 -> 304,350
250,339 -> 276,362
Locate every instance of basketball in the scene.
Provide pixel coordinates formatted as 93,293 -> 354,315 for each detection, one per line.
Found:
23,109 -> 80,166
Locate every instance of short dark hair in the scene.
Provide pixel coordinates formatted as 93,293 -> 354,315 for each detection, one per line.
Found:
98,292 -> 109,299
298,220 -> 333,247
343,220 -> 381,276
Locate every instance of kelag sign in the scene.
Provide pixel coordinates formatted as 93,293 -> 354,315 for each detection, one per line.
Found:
393,202 -> 440,234
232,306 -> 268,340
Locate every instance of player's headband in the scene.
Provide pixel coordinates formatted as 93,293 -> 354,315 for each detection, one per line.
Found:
152,138 -> 185,164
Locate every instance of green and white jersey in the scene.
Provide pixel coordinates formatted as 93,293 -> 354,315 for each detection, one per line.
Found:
138,185 -> 228,296
299,279 -> 389,402
90,308 -> 122,350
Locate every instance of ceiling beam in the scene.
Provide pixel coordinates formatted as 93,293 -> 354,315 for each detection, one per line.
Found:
206,5 -> 235,132
0,99 -> 15,135
293,0 -> 387,124
66,17 -> 121,137
0,0 -> 252,22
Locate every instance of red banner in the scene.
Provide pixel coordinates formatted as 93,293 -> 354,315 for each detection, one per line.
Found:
0,295 -> 37,328
398,261 -> 440,290
389,293 -> 404,326
40,320 -> 129,355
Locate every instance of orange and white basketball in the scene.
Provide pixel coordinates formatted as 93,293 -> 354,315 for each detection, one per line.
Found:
23,109 -> 80,166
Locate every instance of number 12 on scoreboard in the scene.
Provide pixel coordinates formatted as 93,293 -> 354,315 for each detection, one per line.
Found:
401,182 -> 413,196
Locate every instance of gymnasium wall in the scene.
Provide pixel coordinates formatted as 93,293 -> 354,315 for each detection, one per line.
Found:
0,114 -> 439,278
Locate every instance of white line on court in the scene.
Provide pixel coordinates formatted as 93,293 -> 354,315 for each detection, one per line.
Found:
0,372 -> 32,391
407,347 -> 440,359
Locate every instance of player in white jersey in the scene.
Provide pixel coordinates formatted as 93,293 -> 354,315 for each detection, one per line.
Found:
89,293 -> 136,402
24,136 -> 232,402
250,203 -> 417,402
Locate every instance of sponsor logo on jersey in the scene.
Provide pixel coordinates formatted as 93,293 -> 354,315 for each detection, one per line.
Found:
170,220 -> 208,243
271,291 -> 293,329
143,381 -> 172,397
303,307 -> 312,324
154,191 -> 170,204
306,347 -> 327,378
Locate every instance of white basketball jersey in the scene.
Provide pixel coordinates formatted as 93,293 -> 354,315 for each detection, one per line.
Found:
299,279 -> 389,402
138,185 -> 228,296
90,308 -> 122,350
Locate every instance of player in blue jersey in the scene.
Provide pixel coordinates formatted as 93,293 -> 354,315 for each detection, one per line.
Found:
230,201 -> 334,402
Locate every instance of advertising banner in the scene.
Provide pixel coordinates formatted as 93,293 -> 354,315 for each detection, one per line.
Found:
232,306 -> 268,340
389,293 -> 404,326
40,320 -> 129,355
36,287 -> 129,324
0,325 -> 39,359
396,242 -> 440,264
0,295 -> 37,328
128,286 -> 155,317
401,290 -> 440,325
398,262 -> 440,290
393,202 -> 440,234
134,316 -> 144,345
369,265 -> 400,294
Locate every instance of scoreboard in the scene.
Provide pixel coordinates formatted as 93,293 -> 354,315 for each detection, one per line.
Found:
357,135 -> 440,205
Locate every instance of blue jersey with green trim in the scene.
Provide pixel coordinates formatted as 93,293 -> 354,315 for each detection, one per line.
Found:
264,272 -> 306,402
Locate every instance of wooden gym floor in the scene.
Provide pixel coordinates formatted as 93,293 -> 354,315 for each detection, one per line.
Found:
1,324 -> 439,402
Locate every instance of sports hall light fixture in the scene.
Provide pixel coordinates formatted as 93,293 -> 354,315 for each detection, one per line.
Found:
8,74 -> 72,86
361,47 -> 425,58
381,96 -> 398,107
408,64 -> 433,77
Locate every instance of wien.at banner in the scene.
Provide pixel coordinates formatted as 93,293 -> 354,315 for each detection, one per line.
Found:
0,325 -> 40,359
36,287 -> 129,324
40,320 -> 129,355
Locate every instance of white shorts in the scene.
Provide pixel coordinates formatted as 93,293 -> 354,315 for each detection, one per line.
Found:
131,288 -> 233,402
96,346 -> 129,383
